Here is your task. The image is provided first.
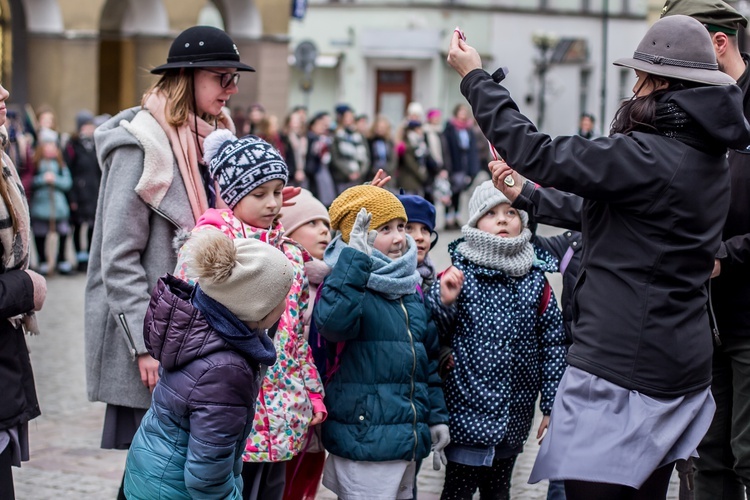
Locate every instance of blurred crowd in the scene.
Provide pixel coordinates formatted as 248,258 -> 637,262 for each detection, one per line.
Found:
231,100 -> 492,228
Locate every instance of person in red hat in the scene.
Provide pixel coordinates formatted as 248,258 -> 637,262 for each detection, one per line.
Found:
84,25 -> 255,500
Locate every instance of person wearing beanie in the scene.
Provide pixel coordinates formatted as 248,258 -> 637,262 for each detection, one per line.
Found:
331,104 -> 370,195
314,185 -> 450,499
427,179 -> 566,499
398,191 -> 439,292
124,230 -> 291,500
29,126 -> 73,275
65,109 -> 101,272
174,129 -> 326,500
84,25 -> 254,499
278,188 -> 332,500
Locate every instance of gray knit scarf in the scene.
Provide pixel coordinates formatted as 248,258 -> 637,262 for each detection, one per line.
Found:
457,225 -> 535,276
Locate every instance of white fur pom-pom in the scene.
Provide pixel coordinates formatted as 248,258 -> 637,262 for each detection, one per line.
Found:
190,229 -> 237,285
203,129 -> 237,165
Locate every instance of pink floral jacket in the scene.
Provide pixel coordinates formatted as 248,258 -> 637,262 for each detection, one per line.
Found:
174,208 -> 326,463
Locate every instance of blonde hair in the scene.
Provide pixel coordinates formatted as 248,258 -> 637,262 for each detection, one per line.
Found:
142,69 -> 223,128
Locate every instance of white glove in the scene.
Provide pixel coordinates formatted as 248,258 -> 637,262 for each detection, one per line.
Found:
348,208 -> 377,256
430,423 -> 450,470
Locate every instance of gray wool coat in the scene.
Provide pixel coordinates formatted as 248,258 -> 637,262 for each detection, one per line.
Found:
85,107 -> 197,409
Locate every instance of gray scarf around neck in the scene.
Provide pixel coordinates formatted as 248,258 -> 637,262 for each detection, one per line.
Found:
457,225 -> 535,276
324,233 -> 421,300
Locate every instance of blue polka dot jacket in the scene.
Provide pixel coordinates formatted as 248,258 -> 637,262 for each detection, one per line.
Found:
429,239 -> 567,449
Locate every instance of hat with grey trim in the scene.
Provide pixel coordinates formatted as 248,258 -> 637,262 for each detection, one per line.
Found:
614,15 -> 735,86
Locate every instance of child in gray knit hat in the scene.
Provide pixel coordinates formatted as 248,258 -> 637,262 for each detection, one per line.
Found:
428,179 -> 566,498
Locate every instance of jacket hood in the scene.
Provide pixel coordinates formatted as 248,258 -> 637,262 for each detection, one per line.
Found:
144,274 -> 231,371
666,86 -> 750,150
93,107 -> 141,168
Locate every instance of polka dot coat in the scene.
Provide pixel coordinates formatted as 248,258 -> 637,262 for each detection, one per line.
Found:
429,239 -> 566,449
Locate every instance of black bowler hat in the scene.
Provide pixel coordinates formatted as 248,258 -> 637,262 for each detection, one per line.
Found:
151,25 -> 255,74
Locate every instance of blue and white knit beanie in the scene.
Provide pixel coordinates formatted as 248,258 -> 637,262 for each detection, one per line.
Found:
203,129 -> 288,209
467,180 -> 529,228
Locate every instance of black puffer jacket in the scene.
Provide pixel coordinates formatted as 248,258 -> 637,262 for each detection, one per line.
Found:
462,69 -> 750,397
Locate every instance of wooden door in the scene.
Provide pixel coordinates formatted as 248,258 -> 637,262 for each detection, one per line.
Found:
376,69 -> 412,127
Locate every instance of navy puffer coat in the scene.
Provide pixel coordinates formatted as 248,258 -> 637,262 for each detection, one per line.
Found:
429,241 -> 566,448
124,275 -> 263,500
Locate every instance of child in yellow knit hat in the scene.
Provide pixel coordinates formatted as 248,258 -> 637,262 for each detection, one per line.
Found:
314,185 -> 450,499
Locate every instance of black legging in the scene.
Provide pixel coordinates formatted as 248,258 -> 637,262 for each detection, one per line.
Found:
441,455 -> 517,500
0,445 -> 15,499
35,233 -> 67,267
564,462 -> 675,500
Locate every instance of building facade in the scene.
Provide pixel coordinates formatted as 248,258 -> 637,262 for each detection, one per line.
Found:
288,0 -> 652,138
1,0 -> 290,134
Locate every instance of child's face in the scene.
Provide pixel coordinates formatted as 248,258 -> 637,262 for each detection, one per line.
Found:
233,180 -> 284,228
288,219 -> 331,260
42,142 -> 58,159
372,218 -> 406,260
476,202 -> 523,238
405,221 -> 430,265
252,298 -> 287,331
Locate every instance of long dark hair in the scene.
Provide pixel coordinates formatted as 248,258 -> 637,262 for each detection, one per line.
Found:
609,74 -> 702,136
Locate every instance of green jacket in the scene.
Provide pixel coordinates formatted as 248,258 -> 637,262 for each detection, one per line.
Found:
314,246 -> 448,462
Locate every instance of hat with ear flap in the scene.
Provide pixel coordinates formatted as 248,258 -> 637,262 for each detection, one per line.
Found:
613,15 -> 735,86
151,25 -> 255,74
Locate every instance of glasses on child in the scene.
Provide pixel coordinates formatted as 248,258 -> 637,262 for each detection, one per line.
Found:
202,69 -> 241,89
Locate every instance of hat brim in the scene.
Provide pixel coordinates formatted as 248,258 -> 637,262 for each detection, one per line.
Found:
613,57 -> 735,86
151,60 -> 256,75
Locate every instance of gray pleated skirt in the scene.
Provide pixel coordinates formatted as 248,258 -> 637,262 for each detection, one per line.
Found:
529,366 -> 715,489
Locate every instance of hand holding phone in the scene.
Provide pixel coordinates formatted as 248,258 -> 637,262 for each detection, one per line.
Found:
454,27 -> 466,42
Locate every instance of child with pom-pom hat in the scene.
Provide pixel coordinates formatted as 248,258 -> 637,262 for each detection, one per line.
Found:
174,130 -> 326,500
124,230 -> 292,499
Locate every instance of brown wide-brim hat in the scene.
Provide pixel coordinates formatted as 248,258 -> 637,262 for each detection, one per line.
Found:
151,25 -> 255,74
614,15 -> 735,86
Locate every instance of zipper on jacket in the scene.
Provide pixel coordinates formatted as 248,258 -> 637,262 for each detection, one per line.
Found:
708,281 -> 722,346
149,205 -> 182,230
400,298 -> 419,461
118,313 -> 138,360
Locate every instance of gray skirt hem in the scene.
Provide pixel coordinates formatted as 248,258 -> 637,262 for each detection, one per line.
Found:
529,366 -> 715,489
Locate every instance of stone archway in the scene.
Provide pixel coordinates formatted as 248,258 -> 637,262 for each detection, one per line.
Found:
98,0 -> 169,115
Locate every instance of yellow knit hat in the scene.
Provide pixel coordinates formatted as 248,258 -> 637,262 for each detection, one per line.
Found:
329,185 -> 408,243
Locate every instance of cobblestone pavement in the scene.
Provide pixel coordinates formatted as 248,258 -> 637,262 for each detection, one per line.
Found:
14,226 -> 680,499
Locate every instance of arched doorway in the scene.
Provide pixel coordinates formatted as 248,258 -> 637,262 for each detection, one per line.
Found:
98,0 -> 169,115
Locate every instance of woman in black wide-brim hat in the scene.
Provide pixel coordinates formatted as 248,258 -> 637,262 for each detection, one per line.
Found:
84,25 -> 254,500
445,15 -> 750,500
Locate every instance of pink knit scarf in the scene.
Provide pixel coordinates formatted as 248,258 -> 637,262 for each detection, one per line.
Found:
144,91 -> 233,220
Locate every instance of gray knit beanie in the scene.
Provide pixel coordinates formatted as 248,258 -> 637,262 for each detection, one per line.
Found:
466,180 -> 529,228
189,229 -> 293,324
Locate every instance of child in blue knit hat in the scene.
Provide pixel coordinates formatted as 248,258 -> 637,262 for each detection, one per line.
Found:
397,191 -> 439,293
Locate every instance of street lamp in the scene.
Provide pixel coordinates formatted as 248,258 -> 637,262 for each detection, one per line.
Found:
532,32 -> 558,131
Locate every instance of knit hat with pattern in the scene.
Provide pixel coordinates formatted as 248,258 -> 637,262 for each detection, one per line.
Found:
190,229 -> 293,324
279,188 -> 330,235
467,180 -> 529,228
328,185 -> 407,243
203,129 -> 288,209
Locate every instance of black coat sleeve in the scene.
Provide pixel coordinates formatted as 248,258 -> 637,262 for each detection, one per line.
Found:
513,181 -> 583,231
0,269 -> 34,319
460,69 -> 669,206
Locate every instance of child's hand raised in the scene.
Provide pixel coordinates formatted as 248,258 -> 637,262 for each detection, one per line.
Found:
369,168 -> 392,188
349,208 -> 377,256
281,186 -> 302,207
440,266 -> 465,306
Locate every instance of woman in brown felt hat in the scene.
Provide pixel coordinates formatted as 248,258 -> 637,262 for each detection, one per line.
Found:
446,15 -> 750,499
84,25 -> 255,499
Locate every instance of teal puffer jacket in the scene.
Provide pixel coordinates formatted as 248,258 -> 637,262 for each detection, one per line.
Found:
314,246 -> 448,462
